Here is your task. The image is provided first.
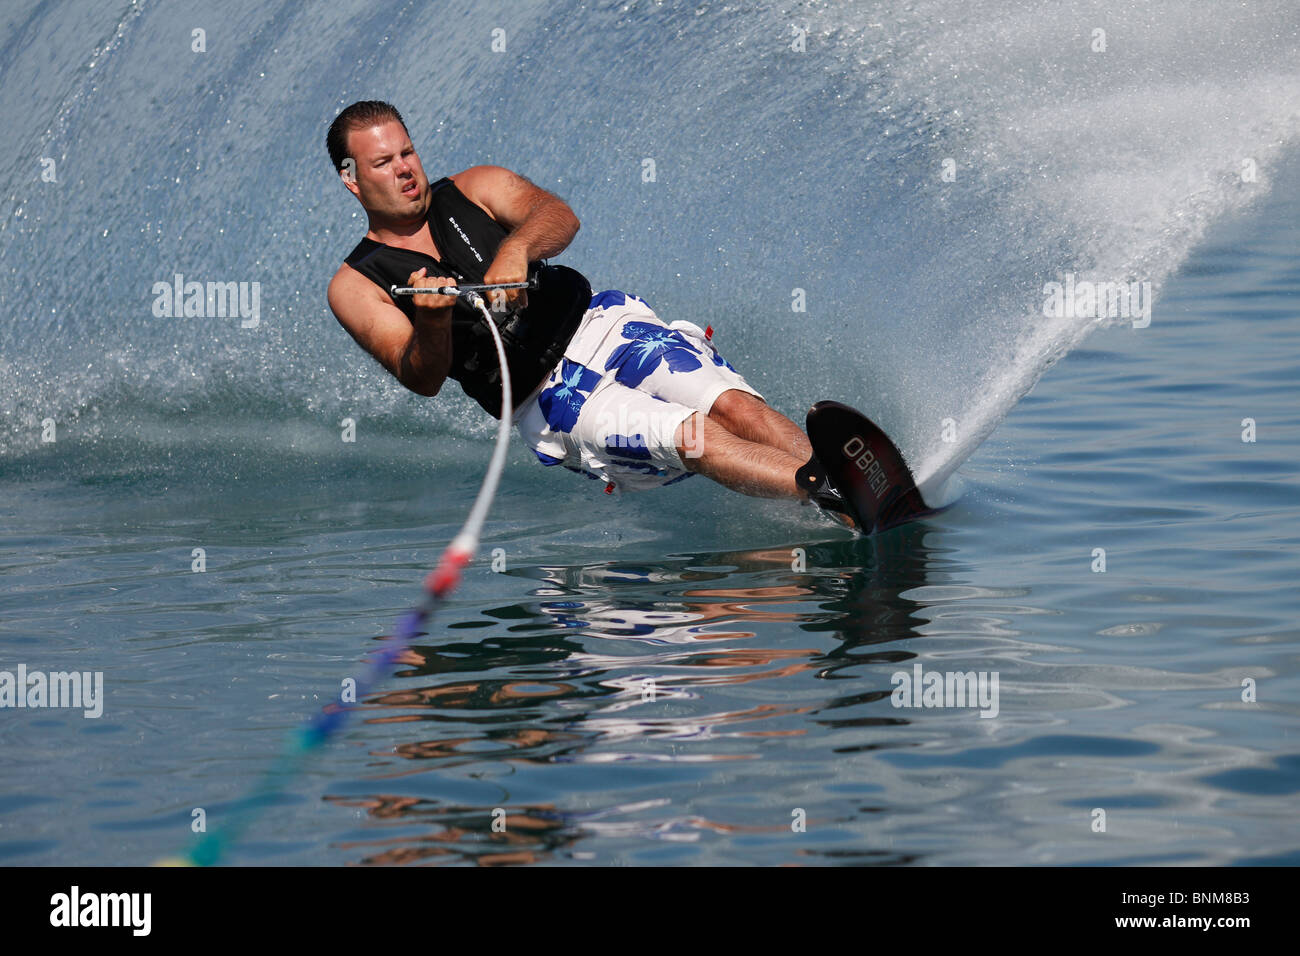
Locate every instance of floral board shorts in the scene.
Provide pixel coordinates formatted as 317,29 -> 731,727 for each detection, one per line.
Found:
513,290 -> 764,492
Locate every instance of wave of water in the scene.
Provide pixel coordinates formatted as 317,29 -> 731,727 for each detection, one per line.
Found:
2,0 -> 1297,499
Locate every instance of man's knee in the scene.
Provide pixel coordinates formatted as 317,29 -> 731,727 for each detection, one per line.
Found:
707,388 -> 765,434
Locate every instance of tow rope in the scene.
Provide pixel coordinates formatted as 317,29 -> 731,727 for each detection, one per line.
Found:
163,281 -> 523,866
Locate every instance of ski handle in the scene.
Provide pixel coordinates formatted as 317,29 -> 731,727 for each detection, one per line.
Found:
389,277 -> 538,298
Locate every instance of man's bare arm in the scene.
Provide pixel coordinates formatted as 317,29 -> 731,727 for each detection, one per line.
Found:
452,164 -> 580,260
328,266 -> 458,397
452,165 -> 580,309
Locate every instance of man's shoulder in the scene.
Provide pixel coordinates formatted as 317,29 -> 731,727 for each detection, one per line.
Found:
329,260 -> 362,288
447,164 -> 509,191
447,165 -> 527,216
328,262 -> 381,315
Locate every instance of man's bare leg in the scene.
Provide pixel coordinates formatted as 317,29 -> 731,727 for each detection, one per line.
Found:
676,412 -> 807,498
706,389 -> 812,462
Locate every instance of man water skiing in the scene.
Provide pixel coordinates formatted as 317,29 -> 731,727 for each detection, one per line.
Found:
325,100 -> 848,517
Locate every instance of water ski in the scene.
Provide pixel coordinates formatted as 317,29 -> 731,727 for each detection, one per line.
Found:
794,400 -> 931,535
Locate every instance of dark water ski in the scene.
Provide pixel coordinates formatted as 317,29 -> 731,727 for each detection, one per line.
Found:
795,400 -> 933,535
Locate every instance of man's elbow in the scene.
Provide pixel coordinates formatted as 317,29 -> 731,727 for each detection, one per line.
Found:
400,375 -> 441,398
546,196 -> 580,238
391,346 -> 444,397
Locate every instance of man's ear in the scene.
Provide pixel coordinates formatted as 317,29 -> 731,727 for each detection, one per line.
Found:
340,158 -> 359,195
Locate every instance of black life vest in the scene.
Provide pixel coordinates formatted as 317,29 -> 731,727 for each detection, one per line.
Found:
343,176 -> 591,417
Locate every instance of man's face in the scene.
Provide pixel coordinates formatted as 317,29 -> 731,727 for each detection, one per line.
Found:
342,119 -> 428,222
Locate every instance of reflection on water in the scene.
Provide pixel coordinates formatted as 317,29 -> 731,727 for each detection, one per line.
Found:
323,527 -> 945,865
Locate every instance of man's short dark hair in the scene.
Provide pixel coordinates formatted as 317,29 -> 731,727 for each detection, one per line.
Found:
326,101 -> 409,171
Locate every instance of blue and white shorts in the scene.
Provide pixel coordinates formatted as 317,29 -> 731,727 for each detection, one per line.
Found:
513,290 -> 763,492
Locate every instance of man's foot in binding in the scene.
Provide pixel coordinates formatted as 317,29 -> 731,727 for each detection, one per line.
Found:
794,454 -> 860,532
